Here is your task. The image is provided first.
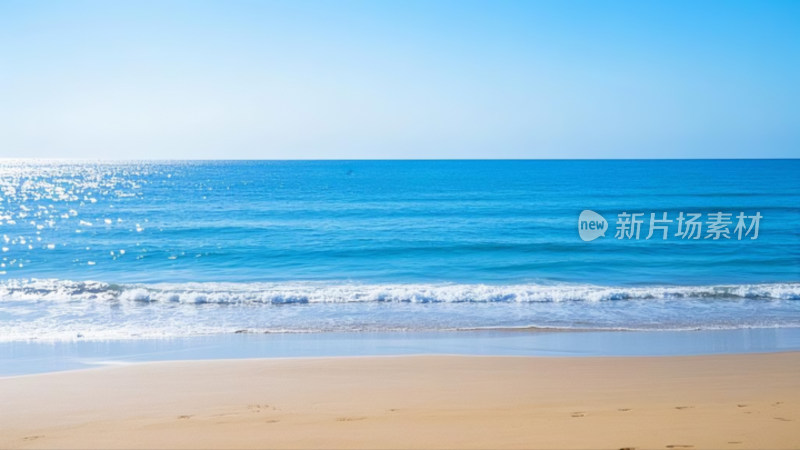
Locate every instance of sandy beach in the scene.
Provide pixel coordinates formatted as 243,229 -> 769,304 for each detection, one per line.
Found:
0,352 -> 798,449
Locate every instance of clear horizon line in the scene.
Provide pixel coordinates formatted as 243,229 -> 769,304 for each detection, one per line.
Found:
1,157 -> 798,162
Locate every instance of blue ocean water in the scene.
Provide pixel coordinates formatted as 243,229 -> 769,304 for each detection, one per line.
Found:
0,160 -> 798,341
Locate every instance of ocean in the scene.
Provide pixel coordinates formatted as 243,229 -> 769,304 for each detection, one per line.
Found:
1,160 -> 799,342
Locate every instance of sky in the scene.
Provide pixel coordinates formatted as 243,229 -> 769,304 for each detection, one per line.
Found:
0,0 -> 798,159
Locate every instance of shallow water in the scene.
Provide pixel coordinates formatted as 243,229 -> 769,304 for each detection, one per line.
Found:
3,328 -> 800,376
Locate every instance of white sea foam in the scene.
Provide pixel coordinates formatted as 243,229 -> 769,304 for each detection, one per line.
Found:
1,279 -> 799,305
1,279 -> 799,342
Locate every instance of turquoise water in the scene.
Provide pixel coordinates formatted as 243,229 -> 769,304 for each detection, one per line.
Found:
1,160 -> 799,340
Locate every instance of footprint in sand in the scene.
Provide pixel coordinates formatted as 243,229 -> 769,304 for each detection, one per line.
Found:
247,404 -> 277,412
264,419 -> 280,424
666,445 -> 694,449
618,408 -> 631,412
571,412 -> 585,418
336,416 -> 366,422
736,404 -> 748,408
727,442 -> 742,445
674,406 -> 693,410
619,447 -> 636,450
772,401 -> 784,407
22,435 -> 44,441
177,415 -> 193,420
773,417 -> 792,422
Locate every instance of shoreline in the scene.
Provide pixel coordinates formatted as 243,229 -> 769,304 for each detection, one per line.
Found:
2,353 -> 799,449
4,327 -> 800,377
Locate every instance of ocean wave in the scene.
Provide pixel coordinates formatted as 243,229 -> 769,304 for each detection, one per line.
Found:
1,279 -> 799,304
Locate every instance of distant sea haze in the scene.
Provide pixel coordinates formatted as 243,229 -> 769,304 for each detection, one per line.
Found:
0,160 -> 798,340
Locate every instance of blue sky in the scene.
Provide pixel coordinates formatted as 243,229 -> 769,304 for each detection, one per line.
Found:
1,0 -> 798,159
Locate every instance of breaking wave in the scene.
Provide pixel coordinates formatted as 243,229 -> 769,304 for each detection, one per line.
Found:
2,279 -> 799,304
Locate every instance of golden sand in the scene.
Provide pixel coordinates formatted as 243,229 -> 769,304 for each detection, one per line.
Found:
1,353 -> 799,449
